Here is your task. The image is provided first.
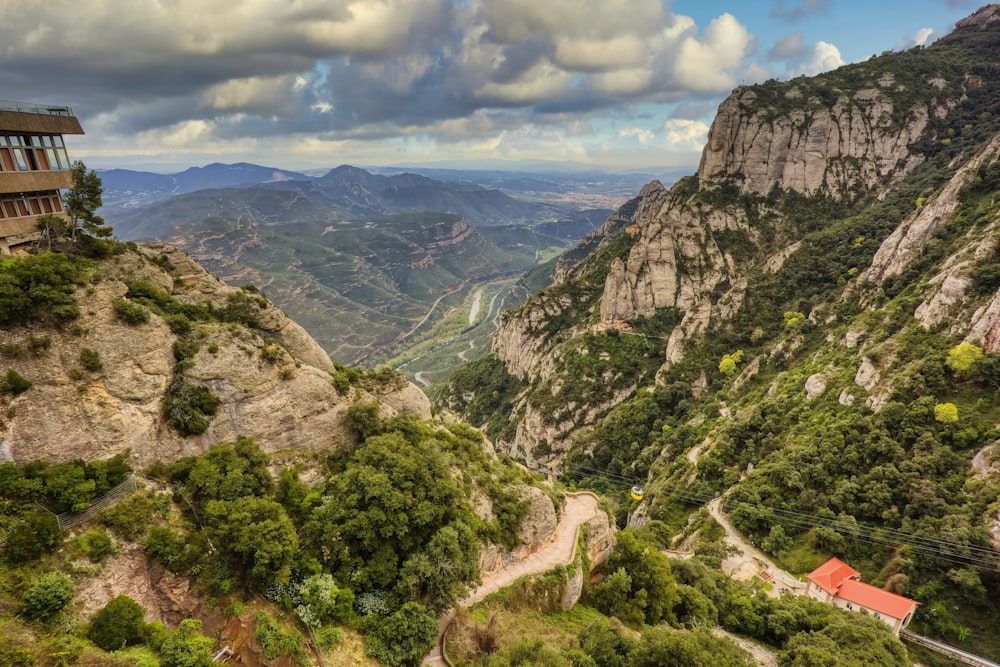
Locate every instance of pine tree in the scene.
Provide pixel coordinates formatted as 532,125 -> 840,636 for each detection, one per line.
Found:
62,160 -> 112,241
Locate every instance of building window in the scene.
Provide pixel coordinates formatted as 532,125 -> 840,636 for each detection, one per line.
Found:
846,603 -> 853,610
0,134 -> 70,172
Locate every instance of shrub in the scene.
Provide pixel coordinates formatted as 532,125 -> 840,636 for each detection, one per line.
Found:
946,342 -> 984,375
1,369 -> 32,394
934,402 -> 959,423
100,493 -> 155,540
80,529 -> 115,562
159,619 -> 213,667
172,340 -> 200,363
362,602 -> 438,667
18,571 -> 75,621
80,347 -> 102,372
162,380 -> 220,436
144,527 -> 194,573
5,508 -> 61,563
2,368 -> 29,394
88,595 -> 147,651
113,299 -> 149,325
165,314 -> 193,335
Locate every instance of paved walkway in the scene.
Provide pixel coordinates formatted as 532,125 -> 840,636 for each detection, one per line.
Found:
707,499 -> 805,595
422,493 -> 600,666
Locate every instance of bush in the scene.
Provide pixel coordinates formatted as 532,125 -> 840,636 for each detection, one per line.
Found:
5,508 -> 61,563
144,527 -> 195,573
80,529 -> 115,562
88,595 -> 147,651
165,314 -> 193,335
172,340 -> 200,363
159,619 -> 213,667
100,493 -> 155,540
362,602 -> 438,667
18,571 -> 75,621
79,348 -> 102,372
162,380 -> 220,436
0,369 -> 32,394
113,299 -> 149,325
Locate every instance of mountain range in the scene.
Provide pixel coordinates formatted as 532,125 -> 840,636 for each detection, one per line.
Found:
442,4 -> 1000,659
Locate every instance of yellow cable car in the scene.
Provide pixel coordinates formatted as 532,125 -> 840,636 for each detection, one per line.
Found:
630,485 -> 644,501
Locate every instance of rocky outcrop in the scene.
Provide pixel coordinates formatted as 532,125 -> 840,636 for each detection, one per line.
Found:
0,246 -> 429,467
865,133 -> 1000,285
478,485 -> 558,576
599,182 -> 742,323
698,82 -> 931,199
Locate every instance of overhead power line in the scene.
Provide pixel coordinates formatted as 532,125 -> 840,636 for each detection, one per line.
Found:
549,462 -> 1000,573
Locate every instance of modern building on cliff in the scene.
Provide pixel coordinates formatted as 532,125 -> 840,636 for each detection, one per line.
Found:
0,99 -> 84,254
805,557 -> 919,636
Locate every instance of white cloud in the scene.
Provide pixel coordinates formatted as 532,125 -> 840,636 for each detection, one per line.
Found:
619,128 -> 655,144
674,14 -> 753,91
663,119 -> 709,152
898,27 -> 935,49
769,33 -> 844,77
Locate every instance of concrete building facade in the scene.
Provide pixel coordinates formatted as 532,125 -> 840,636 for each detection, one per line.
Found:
0,100 -> 84,254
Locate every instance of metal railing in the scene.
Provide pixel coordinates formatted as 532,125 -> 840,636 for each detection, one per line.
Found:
0,100 -> 74,116
56,475 -> 138,531
901,629 -> 1000,667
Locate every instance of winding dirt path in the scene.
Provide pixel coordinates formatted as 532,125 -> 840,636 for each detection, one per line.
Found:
422,493 -> 600,666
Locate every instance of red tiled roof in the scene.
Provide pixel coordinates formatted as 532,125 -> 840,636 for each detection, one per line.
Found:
807,557 -> 860,595
836,579 -> 919,620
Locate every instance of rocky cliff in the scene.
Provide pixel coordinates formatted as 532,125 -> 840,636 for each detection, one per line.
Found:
464,4 -> 1000,468
0,245 -> 431,468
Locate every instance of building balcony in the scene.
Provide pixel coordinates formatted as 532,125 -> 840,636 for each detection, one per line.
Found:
0,171 -> 73,192
0,101 -> 84,135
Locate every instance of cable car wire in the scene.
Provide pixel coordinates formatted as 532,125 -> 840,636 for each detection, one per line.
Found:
542,460 -> 1000,572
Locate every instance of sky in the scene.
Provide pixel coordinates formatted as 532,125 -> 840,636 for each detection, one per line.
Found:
0,0 -> 985,173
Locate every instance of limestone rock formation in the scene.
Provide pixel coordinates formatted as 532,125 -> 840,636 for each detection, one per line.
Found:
0,246 -> 429,467
698,83 -> 930,200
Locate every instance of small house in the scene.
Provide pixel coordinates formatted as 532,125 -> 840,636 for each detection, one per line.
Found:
805,557 -> 918,636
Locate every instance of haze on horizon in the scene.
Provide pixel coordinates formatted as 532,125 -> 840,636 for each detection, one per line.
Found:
0,0 -> 982,172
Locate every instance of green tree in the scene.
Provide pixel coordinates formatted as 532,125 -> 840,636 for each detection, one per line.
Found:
719,350 -> 744,377
934,402 -> 959,423
294,574 -> 355,628
159,619 -> 213,667
204,496 -> 297,586
88,595 -> 147,651
589,532 -> 678,627
6,507 -> 62,563
629,626 -> 751,667
362,602 -> 438,667
946,343 -> 984,375
36,213 -> 71,250
18,571 -> 75,621
62,160 -> 111,241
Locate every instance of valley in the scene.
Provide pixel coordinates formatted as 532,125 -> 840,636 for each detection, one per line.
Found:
2,4 -> 1000,667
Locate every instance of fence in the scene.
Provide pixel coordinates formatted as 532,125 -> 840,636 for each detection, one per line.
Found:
56,475 -> 138,532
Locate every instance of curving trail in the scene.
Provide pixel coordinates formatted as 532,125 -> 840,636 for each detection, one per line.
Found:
422,493 -> 600,666
707,499 -> 805,595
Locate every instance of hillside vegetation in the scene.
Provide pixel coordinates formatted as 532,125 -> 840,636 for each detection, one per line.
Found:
443,6 -> 1000,661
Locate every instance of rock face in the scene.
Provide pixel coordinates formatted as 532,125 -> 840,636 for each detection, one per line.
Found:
866,133 -> 1000,285
0,245 -> 430,467
479,485 -> 558,576
698,83 -> 930,200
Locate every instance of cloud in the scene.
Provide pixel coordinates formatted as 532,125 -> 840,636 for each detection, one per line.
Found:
768,33 -> 844,77
897,27 -> 935,49
0,0 -> 768,167
769,0 -> 829,22
663,119 -> 709,152
619,128 -> 655,144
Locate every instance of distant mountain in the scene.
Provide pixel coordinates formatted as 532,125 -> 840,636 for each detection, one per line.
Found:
105,183 -> 571,363
98,162 -> 310,212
